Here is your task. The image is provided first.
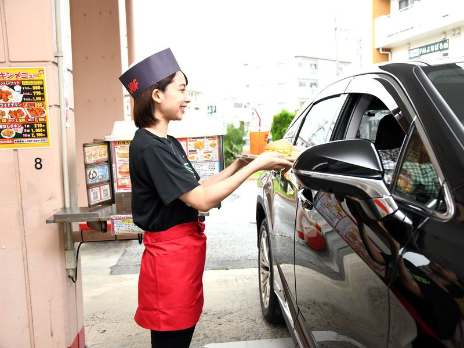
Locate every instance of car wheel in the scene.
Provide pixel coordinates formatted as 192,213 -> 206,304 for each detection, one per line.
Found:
258,219 -> 283,324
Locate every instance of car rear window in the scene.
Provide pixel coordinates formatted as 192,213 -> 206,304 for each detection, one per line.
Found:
423,62 -> 464,125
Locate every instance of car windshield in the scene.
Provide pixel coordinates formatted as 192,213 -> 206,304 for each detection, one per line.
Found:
423,62 -> 464,125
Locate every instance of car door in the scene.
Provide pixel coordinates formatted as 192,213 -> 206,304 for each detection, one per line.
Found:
269,84 -> 348,338
379,117 -> 464,347
294,74 -> 416,347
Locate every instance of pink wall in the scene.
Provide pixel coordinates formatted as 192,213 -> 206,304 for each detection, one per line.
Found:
71,0 -> 125,207
0,0 -> 82,346
0,0 -> 124,346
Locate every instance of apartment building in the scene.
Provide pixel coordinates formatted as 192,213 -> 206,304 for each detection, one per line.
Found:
373,0 -> 464,62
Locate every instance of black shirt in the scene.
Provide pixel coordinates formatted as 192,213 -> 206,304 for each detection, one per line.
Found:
129,128 -> 200,232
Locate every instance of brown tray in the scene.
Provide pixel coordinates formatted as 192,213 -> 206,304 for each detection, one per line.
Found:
237,154 -> 296,163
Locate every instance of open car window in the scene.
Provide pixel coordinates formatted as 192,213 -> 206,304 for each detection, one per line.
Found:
393,127 -> 441,206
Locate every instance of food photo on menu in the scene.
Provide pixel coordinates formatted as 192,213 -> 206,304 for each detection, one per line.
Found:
0,85 -> 22,103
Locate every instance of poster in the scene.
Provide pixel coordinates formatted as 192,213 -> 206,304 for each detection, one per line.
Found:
113,141 -> 131,191
111,215 -> 144,235
84,143 -> 109,164
85,163 -> 110,186
0,67 -> 51,149
180,136 -> 222,179
87,182 -> 112,206
83,142 -> 112,207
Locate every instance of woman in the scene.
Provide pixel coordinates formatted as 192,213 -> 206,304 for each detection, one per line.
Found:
119,48 -> 292,347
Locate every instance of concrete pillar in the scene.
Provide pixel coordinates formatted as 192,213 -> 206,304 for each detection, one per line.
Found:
70,0 -> 126,207
0,0 -> 125,346
0,0 -> 83,347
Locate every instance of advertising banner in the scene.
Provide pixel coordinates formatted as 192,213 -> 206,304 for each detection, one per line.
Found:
83,142 -> 112,207
113,140 -> 131,191
0,67 -> 51,149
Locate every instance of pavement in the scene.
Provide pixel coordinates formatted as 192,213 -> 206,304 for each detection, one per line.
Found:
80,180 -> 293,348
81,245 -> 292,348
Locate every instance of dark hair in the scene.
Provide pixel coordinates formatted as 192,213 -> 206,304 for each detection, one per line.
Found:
133,71 -> 188,128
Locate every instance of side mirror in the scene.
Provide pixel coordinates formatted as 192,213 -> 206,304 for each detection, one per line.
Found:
293,139 -> 398,220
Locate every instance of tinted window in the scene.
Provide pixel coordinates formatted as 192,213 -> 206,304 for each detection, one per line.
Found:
423,62 -> 464,125
283,113 -> 304,142
394,128 -> 441,205
295,96 -> 343,147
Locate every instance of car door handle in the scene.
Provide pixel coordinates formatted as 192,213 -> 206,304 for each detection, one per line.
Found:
298,189 -> 314,210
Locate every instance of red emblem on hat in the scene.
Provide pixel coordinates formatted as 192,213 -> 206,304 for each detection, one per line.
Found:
128,79 -> 139,94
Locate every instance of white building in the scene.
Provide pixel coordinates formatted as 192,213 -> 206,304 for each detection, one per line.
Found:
374,0 -> 464,62
220,55 -> 352,132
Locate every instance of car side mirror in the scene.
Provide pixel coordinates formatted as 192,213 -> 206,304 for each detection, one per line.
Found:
293,139 -> 398,220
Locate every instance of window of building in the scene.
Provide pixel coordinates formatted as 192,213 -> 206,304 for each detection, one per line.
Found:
399,0 -> 417,10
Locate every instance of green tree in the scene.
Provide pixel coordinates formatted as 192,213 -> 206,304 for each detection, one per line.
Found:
223,121 -> 246,167
270,109 -> 295,141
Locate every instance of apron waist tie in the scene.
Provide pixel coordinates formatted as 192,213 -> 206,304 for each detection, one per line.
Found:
144,221 -> 205,243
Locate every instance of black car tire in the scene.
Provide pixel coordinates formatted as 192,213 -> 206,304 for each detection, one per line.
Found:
258,219 -> 283,324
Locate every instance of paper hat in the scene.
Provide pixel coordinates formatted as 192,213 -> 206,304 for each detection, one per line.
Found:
119,48 -> 180,97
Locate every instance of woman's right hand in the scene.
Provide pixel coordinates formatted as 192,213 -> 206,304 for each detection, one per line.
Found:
250,151 -> 294,172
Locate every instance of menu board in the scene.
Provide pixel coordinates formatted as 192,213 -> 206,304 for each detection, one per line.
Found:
0,67 -> 51,149
178,136 -> 222,179
113,141 -> 131,191
83,142 -> 112,207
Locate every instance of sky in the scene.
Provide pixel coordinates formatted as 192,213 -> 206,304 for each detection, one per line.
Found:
129,0 -> 371,95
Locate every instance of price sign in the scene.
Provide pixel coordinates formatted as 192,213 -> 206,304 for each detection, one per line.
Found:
0,67 -> 51,149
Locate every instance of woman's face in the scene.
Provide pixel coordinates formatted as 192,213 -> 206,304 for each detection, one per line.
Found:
156,71 -> 191,121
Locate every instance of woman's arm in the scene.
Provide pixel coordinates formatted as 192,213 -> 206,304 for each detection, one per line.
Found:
180,152 -> 292,212
397,257 -> 424,298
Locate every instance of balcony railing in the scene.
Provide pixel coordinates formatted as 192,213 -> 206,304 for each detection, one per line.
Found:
375,0 -> 464,48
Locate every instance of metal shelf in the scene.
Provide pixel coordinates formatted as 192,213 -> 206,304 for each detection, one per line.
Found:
46,204 -> 116,223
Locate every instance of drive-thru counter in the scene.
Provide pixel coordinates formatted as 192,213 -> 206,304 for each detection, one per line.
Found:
47,119 -> 225,242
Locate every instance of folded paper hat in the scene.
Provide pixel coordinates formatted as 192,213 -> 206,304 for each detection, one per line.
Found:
119,48 -> 180,97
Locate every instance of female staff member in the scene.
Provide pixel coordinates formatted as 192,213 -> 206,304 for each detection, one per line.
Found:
119,48 -> 292,348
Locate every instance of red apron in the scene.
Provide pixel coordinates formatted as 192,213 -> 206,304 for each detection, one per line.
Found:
134,221 -> 206,331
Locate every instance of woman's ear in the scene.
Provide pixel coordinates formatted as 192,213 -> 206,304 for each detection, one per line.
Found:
152,89 -> 162,103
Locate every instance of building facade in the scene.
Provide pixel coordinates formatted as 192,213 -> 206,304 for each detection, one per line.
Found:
373,0 -> 464,62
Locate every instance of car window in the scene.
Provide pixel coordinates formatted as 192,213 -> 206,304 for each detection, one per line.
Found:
394,127 -> 441,205
283,113 -> 304,142
356,110 -> 391,141
422,62 -> 464,125
351,96 -> 406,186
295,96 -> 343,148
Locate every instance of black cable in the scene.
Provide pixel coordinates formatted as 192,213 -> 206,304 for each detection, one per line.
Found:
70,242 -> 84,284
385,214 -> 431,348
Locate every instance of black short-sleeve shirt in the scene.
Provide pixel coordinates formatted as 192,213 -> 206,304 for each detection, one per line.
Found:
129,128 -> 200,232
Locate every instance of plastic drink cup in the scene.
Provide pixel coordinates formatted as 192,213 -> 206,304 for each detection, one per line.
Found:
249,131 -> 269,155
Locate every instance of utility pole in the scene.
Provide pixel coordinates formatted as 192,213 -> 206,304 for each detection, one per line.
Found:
334,17 -> 339,77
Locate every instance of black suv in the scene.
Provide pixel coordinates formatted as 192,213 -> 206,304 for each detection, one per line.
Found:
256,60 -> 464,348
